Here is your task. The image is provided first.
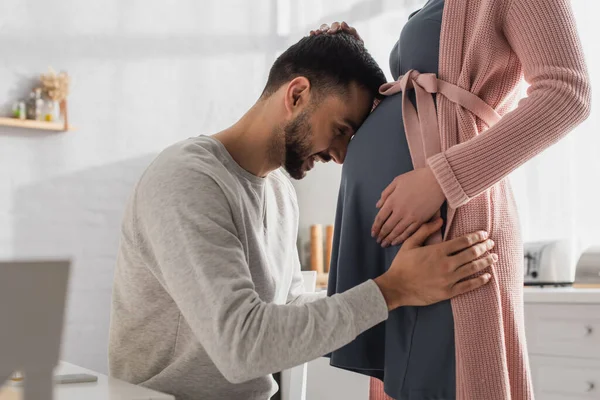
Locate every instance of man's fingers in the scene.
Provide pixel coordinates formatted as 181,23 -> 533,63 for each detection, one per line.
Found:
328,21 -> 341,32
403,218 -> 443,250
451,239 -> 495,267
450,273 -> 492,297
454,254 -> 498,282
443,231 -> 489,255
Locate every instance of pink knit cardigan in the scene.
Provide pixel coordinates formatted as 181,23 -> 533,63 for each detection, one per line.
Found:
369,0 -> 591,399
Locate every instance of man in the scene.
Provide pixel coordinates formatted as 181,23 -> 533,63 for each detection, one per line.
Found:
109,32 -> 496,400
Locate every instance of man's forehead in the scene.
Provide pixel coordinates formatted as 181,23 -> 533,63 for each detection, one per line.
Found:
321,90 -> 371,125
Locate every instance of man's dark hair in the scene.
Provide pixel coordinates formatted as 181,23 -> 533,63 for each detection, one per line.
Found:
262,32 -> 386,100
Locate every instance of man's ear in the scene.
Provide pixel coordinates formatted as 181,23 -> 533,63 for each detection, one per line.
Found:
284,77 -> 311,117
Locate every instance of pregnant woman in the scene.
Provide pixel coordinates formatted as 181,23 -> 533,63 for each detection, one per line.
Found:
318,0 -> 591,399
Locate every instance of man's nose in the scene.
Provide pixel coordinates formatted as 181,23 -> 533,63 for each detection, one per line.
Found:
328,145 -> 347,164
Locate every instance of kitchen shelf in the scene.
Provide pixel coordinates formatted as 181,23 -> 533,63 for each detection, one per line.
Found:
0,117 -> 69,132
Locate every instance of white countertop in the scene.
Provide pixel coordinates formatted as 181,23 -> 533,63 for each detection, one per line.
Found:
524,286 -> 600,304
1,361 -> 174,400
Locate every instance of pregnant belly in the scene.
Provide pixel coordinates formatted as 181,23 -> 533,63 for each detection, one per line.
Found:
341,93 -> 414,223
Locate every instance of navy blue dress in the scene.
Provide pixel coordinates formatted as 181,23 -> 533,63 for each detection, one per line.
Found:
327,1 -> 455,399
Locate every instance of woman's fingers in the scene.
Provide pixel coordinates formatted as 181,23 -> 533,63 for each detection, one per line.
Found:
371,204 -> 393,239
380,219 -> 411,247
309,22 -> 363,43
391,222 -> 420,246
376,179 -> 396,209
379,214 -> 405,247
328,21 -> 341,33
341,21 -> 363,42
381,219 -> 411,247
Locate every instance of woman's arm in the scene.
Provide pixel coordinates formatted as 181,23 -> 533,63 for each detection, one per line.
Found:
428,0 -> 591,208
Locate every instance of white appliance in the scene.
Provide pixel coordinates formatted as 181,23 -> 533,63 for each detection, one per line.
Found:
575,246 -> 600,285
523,240 -> 578,286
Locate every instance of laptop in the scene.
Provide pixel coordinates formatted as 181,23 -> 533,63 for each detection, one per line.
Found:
0,260 -> 70,394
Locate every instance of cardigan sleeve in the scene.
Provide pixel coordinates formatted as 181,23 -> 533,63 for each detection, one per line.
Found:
427,0 -> 591,208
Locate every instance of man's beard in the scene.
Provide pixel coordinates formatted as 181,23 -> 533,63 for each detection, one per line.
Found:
282,111 -> 313,180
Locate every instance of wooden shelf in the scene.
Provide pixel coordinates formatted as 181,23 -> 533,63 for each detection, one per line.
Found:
0,117 -> 69,132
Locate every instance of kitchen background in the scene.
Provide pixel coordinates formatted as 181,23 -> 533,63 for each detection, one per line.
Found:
1,0 -> 598,379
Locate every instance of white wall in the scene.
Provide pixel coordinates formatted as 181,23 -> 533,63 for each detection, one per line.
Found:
0,0 -> 282,373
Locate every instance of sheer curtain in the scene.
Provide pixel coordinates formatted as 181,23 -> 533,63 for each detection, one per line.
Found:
286,0 -> 600,266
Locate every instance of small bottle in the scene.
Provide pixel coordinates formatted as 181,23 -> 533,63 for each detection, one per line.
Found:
26,88 -> 44,121
34,88 -> 44,121
18,102 -> 26,120
44,99 -> 60,122
26,92 -> 36,120
12,102 -> 22,119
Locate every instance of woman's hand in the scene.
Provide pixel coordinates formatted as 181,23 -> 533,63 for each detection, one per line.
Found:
309,21 -> 363,43
372,167 -> 446,247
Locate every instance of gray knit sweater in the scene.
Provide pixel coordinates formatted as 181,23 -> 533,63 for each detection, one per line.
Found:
108,135 -> 389,400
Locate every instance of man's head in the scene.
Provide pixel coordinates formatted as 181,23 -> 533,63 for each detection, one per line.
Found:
261,32 -> 386,179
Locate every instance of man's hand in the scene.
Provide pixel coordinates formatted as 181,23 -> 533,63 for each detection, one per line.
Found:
374,218 -> 496,311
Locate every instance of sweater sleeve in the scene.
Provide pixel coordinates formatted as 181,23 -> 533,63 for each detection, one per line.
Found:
136,168 -> 388,385
427,0 -> 591,208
